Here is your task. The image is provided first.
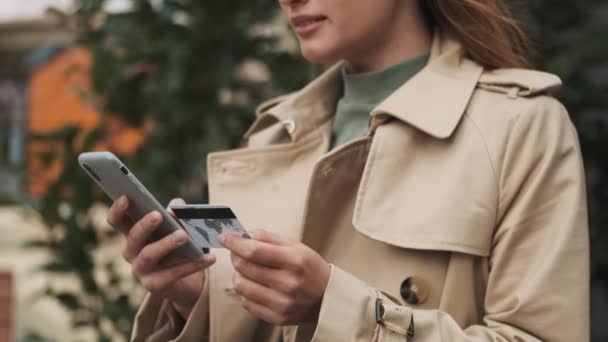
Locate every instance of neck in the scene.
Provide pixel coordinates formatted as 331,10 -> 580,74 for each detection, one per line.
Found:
346,2 -> 432,73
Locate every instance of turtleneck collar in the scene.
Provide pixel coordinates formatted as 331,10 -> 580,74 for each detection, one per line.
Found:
341,53 -> 430,105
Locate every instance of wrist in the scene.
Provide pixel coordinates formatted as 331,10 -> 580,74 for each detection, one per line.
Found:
172,269 -> 207,320
307,263 -> 331,323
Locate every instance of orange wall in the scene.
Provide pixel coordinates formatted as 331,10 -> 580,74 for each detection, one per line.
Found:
27,47 -> 150,196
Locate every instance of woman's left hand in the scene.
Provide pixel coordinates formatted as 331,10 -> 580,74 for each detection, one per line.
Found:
219,229 -> 331,326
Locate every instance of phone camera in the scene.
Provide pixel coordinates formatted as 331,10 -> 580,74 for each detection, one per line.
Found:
82,163 -> 101,181
120,166 -> 129,175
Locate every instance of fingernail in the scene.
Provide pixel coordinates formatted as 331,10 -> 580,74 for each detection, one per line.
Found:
202,254 -> 215,263
218,234 -> 225,244
149,212 -> 160,224
174,231 -> 188,244
119,197 -> 128,210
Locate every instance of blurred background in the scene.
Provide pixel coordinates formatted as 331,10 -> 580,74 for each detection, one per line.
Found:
0,0 -> 605,341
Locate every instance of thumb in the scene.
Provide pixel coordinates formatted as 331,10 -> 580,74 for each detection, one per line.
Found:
168,198 -> 186,207
167,198 -> 186,216
250,229 -> 291,246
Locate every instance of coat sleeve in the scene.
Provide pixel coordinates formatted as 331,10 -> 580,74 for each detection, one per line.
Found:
309,97 -> 590,342
131,269 -> 211,342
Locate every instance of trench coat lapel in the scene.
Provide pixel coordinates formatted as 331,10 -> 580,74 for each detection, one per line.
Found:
370,32 -> 484,138
244,63 -> 343,143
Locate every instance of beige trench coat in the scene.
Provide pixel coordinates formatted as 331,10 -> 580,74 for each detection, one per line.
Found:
131,32 -> 589,341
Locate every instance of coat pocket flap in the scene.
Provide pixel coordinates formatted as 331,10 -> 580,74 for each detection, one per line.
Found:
352,217 -> 492,257
352,192 -> 494,256
351,123 -> 497,257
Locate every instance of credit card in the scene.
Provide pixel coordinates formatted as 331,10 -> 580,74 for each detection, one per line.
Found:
170,204 -> 250,248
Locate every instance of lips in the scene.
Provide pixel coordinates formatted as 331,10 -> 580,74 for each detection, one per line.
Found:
290,15 -> 327,35
291,15 -> 327,28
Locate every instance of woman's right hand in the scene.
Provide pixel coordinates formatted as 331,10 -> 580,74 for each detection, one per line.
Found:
107,196 -> 216,319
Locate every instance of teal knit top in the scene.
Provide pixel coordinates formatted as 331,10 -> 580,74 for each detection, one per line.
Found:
331,53 -> 429,148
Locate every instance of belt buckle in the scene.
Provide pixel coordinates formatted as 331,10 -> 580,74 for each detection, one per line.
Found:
375,297 -> 385,325
375,298 -> 415,337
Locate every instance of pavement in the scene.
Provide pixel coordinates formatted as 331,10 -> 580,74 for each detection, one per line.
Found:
0,205 -> 139,341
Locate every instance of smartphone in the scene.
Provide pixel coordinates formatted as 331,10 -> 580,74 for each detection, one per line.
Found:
170,204 -> 250,248
78,151 -> 205,265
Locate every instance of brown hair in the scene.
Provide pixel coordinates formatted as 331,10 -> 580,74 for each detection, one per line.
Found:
420,0 -> 531,70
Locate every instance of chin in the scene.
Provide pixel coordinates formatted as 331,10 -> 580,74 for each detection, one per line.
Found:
299,42 -> 340,65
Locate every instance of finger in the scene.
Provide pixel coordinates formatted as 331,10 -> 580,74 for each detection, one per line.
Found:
233,273 -> 293,315
133,229 -> 190,273
250,229 -> 291,246
167,198 -> 186,217
240,296 -> 288,326
107,196 -> 133,234
168,198 -> 186,207
140,255 -> 215,293
230,253 -> 284,287
123,211 -> 162,262
220,233 -> 287,268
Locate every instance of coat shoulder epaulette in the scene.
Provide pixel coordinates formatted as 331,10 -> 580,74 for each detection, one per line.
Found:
477,68 -> 562,99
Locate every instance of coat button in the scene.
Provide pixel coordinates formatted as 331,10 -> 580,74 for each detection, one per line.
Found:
400,276 -> 429,305
281,119 -> 296,134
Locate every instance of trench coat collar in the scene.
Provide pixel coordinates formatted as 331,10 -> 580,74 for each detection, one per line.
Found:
250,31 -> 484,141
245,62 -> 343,141
371,32 -> 484,138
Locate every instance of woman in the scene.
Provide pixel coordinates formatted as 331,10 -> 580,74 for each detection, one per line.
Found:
108,0 -> 590,341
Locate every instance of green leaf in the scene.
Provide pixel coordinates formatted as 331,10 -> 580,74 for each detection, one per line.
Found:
55,292 -> 81,311
39,261 -> 70,273
22,239 -> 52,249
